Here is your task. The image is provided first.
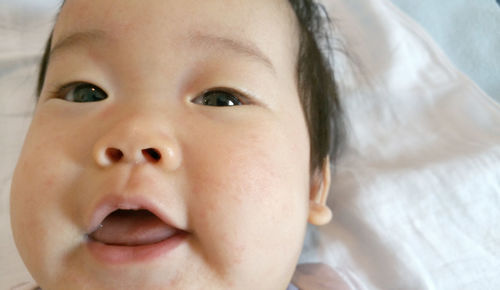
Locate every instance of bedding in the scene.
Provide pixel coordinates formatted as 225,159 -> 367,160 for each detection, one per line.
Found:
389,0 -> 500,100
304,0 -> 500,289
1,0 -> 499,289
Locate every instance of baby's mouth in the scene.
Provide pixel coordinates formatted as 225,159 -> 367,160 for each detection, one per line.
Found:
88,209 -> 179,246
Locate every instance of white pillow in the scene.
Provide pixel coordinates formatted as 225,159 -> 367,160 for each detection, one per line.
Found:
302,0 -> 500,289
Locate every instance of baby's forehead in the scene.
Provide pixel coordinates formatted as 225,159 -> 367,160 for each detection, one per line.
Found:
52,0 -> 298,84
55,0 -> 299,65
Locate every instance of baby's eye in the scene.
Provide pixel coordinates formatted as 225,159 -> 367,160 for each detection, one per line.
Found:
192,89 -> 244,107
60,83 -> 107,102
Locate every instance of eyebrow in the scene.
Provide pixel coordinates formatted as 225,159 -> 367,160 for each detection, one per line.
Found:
188,32 -> 276,75
49,29 -> 276,75
50,29 -> 108,59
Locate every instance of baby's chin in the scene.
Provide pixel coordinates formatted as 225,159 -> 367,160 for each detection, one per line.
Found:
33,264 -> 290,290
23,234 -> 296,289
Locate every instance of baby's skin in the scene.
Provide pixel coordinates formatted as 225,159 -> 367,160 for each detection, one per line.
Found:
10,0 -> 333,289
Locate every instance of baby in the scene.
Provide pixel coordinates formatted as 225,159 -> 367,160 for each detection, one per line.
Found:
10,0 -> 344,289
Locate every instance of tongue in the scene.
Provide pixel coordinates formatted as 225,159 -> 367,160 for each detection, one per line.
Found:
89,210 -> 178,246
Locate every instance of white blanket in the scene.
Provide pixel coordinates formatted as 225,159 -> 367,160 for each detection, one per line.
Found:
1,0 -> 499,289
303,0 -> 500,289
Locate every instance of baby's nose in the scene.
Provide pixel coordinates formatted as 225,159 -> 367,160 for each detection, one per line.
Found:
102,147 -> 161,164
92,121 -> 181,171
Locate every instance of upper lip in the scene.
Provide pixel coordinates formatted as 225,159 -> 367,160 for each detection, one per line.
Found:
86,194 -> 182,235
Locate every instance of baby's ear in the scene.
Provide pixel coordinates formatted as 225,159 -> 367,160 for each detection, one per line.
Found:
308,155 -> 332,226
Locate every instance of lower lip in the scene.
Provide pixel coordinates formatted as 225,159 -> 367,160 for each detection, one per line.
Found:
86,232 -> 188,264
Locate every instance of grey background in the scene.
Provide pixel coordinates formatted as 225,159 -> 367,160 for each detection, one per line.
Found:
389,0 -> 500,103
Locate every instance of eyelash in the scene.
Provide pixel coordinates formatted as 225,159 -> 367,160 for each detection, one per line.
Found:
47,82 -> 105,103
48,82 -> 250,106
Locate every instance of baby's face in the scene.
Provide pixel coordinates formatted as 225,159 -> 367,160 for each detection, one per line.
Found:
10,0 -> 314,288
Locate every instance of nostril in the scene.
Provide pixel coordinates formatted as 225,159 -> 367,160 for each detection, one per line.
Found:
105,148 -> 124,162
142,148 -> 161,162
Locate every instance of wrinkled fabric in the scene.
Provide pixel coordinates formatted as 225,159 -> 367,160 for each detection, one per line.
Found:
297,0 -> 500,289
389,0 -> 500,99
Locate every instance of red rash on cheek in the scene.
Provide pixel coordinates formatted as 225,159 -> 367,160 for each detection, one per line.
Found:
43,173 -> 59,189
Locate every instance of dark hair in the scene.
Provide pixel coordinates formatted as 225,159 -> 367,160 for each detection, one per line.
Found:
36,0 -> 344,175
288,0 -> 344,174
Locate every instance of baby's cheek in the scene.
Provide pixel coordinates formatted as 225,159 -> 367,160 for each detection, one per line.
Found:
186,124 -> 308,280
10,120 -> 85,279
10,155 -> 50,279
